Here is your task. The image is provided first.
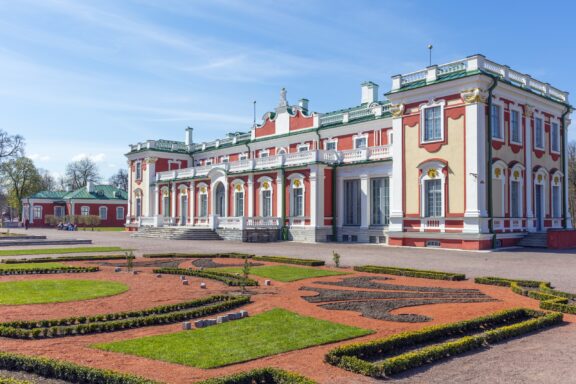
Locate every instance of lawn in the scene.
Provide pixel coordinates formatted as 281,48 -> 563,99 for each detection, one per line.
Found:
0,262 -> 66,270
79,227 -> 126,232
93,308 -> 372,368
211,265 -> 349,282
0,247 -> 125,257
0,279 -> 129,305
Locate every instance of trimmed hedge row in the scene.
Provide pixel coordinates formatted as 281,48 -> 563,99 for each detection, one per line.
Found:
252,256 -> 325,266
354,265 -> 466,281
143,252 -> 253,259
1,255 -> 127,264
0,352 -> 158,384
0,296 -> 250,339
196,368 -> 317,384
0,379 -> 31,384
475,276 -> 576,315
326,308 -> 562,378
0,267 -> 100,275
154,268 -> 259,287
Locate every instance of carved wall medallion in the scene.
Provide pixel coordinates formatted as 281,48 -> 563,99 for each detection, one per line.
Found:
460,88 -> 487,104
390,103 -> 405,118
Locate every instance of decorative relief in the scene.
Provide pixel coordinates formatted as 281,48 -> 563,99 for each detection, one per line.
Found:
537,174 -> 543,183
523,104 -> 534,118
513,170 -> 520,180
390,103 -> 405,118
200,186 -> 207,193
427,169 -> 438,179
554,176 -> 559,185
293,179 -> 302,188
235,184 -> 243,192
460,88 -> 488,104
494,168 -> 501,178
146,157 -> 158,164
262,181 -> 270,190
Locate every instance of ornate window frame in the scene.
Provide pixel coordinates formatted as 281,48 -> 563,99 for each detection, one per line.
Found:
509,105 -> 523,145
231,179 -> 245,217
420,99 -> 446,144
257,176 -> 274,217
418,160 -> 447,218
287,173 -> 305,217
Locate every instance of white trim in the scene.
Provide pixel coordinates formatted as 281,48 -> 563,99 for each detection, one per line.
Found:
168,159 -> 182,170
276,147 -> 288,155
116,206 -> 125,220
238,152 -> 248,160
420,99 -> 446,144
550,120 -> 561,154
80,206 -> 90,216
99,206 -> 108,220
54,206 -> 65,218
353,133 -> 368,149
220,155 -> 229,163
509,164 -> 525,219
287,173 -> 305,217
257,176 -> 274,217
259,149 -> 270,158
297,143 -> 310,152
32,205 -> 43,220
135,161 -> 142,181
324,138 -> 338,151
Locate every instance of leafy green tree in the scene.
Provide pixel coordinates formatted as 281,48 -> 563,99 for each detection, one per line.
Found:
0,157 -> 42,220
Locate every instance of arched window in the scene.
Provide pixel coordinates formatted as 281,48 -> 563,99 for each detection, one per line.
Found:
258,177 -> 273,217
509,164 -> 525,219
288,174 -> 305,217
161,187 -> 170,218
231,180 -> 245,217
197,183 -> 208,217
551,171 -> 563,219
491,160 -> 507,219
134,189 -> 142,217
419,161 -> 447,218
533,167 -> 548,231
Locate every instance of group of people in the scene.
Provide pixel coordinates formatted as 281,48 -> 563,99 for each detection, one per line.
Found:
57,222 -> 77,231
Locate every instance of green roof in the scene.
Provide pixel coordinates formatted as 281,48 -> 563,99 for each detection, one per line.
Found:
28,191 -> 68,199
29,185 -> 127,201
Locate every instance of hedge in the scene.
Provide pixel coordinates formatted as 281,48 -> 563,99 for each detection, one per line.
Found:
0,379 -> 31,384
154,268 -> 259,287
143,252 -> 253,259
0,352 -> 158,384
475,276 -> 576,315
0,267 -> 100,275
0,295 -> 250,339
252,256 -> 325,266
354,265 -> 466,281
326,308 -> 562,378
1,255 -> 127,264
196,367 -> 317,384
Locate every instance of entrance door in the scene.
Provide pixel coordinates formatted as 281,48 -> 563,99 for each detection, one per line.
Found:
535,184 -> 543,231
215,183 -> 225,217
180,195 -> 188,225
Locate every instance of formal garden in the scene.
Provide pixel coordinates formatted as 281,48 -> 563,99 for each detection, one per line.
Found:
0,247 -> 573,383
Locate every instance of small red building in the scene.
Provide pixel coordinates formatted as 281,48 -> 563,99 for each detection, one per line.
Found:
21,183 -> 128,228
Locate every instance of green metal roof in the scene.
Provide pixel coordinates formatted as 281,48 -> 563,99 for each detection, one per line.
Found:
29,185 -> 127,201
28,191 -> 68,199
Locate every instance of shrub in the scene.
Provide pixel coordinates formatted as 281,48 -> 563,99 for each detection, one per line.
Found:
252,256 -> 325,266
0,266 -> 100,275
0,352 -> 157,383
332,251 -> 341,268
354,265 -> 465,281
196,367 -> 317,384
0,379 -> 31,384
154,268 -> 258,287
143,252 -> 253,259
2,255 -> 127,264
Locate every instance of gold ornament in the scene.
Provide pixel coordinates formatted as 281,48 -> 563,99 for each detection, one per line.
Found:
537,174 -> 543,183
235,184 -> 242,192
460,88 -> 487,104
200,186 -> 206,193
427,169 -> 438,179
262,181 -> 270,189
293,179 -> 301,188
390,103 -> 405,118
554,176 -> 559,184
494,168 -> 501,178
513,170 -> 520,180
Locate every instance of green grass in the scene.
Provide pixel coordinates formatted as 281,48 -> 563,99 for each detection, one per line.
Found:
0,262 -> 66,270
79,227 -> 125,232
94,308 -> 371,368
0,279 -> 129,305
210,265 -> 348,282
0,247 -> 125,257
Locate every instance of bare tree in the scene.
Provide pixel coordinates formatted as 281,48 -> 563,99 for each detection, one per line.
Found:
109,168 -> 128,191
64,158 -> 101,189
0,157 -> 42,221
0,130 -> 24,162
568,141 -> 576,222
37,168 -> 56,191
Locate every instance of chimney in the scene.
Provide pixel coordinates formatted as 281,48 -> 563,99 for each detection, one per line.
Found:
86,181 -> 94,193
185,127 -> 194,146
361,81 -> 379,104
298,98 -> 309,111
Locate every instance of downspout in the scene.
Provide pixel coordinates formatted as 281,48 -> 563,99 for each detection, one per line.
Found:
486,75 -> 498,247
561,105 -> 571,229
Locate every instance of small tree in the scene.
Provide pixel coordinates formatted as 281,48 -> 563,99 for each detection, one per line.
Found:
125,250 -> 135,272
241,256 -> 251,293
332,250 -> 341,268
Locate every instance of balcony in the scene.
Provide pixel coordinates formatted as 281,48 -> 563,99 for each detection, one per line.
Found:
156,145 -> 392,182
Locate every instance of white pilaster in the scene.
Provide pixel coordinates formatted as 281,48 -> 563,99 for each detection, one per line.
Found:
190,181 -> 196,225
247,174 -> 254,217
564,117 -> 573,228
525,107 -> 535,232
276,173 -> 284,220
146,159 -> 156,217
154,184 -> 159,217
316,166 -> 325,227
171,181 -> 177,219
389,110 -> 404,232
336,176 -> 344,228
310,167 -> 318,227
360,175 -> 369,229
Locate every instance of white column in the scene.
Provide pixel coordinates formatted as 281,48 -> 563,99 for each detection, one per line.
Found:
389,111 -> 404,232
316,166 -> 325,227
564,118 -> 573,228
171,182 -> 177,220
146,159 -> 156,217
360,175 -> 369,229
525,108 -> 535,232
310,165 -> 318,227
126,160 -> 132,223
154,184 -> 159,217
190,181 -> 196,225
247,174 -> 254,217
276,173 -> 284,220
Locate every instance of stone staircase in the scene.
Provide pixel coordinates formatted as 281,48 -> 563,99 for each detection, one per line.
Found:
518,232 -> 548,248
131,227 -> 222,241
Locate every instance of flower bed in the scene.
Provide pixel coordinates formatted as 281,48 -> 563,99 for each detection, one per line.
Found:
196,367 -> 317,384
325,308 -> 562,378
153,268 -> 258,287
252,256 -> 325,266
0,266 -> 99,275
353,265 -> 465,281
0,352 -> 157,384
0,295 -> 249,339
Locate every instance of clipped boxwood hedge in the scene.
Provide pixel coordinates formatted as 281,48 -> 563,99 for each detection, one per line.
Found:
0,266 -> 99,275
354,265 -> 465,281
2,255 -> 127,264
154,268 -> 259,287
0,295 -> 250,339
0,352 -> 157,383
143,252 -> 253,259
475,276 -> 576,315
326,308 -> 562,378
0,379 -> 31,384
196,367 -> 317,384
252,256 -> 325,266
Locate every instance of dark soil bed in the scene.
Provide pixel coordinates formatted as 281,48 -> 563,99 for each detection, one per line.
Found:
191,258 -> 264,269
315,276 -> 480,293
91,259 -> 183,268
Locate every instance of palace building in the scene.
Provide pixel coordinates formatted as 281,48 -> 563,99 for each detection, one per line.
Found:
125,54 -> 573,249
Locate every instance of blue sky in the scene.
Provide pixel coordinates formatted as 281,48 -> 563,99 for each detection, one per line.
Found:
1,0 -> 574,179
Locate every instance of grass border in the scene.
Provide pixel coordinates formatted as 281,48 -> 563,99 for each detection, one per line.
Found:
154,268 -> 259,286
354,265 -> 466,281
0,247 -> 126,257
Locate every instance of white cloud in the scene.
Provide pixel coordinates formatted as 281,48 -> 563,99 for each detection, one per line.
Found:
28,153 -> 51,161
71,153 -> 105,162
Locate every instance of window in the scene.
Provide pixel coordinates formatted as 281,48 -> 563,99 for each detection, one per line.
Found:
81,206 -> 90,216
199,194 -> 208,217
99,207 -> 108,220
551,122 -> 560,152
535,118 -> 544,149
220,156 -> 229,163
491,104 -> 502,139
239,153 -> 248,160
205,159 -> 213,165
135,162 -> 142,180
54,206 -> 65,218
297,144 -> 309,152
162,195 -> 170,217
344,179 -> 361,225
371,178 -> 390,225
510,181 -> 520,218
260,150 -> 269,158
325,140 -> 337,151
33,206 -> 42,219
116,207 -> 125,220
291,187 -> 304,217
234,187 -> 244,217
511,110 -> 521,143
552,185 -> 561,218
135,198 -> 142,217
354,136 -> 367,149
424,179 -> 442,217
262,190 -> 272,217
424,106 -> 442,141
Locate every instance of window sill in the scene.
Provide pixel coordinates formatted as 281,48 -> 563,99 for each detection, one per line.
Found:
420,138 -> 444,145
